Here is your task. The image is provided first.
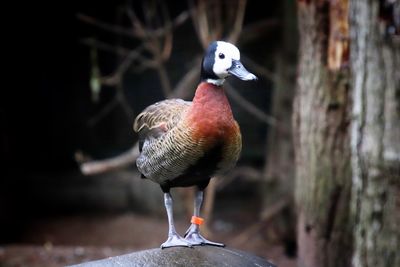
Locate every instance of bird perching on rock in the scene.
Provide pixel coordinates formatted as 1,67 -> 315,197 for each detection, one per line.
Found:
133,41 -> 257,249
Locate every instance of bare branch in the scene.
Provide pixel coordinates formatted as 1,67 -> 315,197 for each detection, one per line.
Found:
88,98 -> 119,127
156,65 -> 173,96
161,27 -> 173,61
125,7 -> 189,39
77,13 -> 135,38
210,1 -> 222,42
225,83 -> 277,126
101,45 -> 146,86
125,6 -> 150,38
238,18 -> 280,45
227,0 -> 247,44
115,84 -> 135,120
154,10 -> 190,37
189,0 -> 210,49
79,38 -> 131,57
169,57 -> 202,99
80,144 -> 139,175
242,56 -> 278,83
78,7 -> 189,40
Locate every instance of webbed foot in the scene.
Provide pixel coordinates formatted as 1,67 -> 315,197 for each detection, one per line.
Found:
184,224 -> 225,247
161,233 -> 193,249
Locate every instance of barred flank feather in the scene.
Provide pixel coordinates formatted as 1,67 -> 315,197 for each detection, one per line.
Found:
133,83 -> 242,188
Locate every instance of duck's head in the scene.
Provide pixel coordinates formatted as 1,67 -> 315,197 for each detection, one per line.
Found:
200,41 -> 257,86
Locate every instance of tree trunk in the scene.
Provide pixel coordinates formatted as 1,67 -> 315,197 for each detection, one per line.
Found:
293,1 -> 352,267
350,1 -> 400,266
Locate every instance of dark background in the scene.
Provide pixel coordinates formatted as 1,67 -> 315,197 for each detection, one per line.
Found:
1,0 -> 289,265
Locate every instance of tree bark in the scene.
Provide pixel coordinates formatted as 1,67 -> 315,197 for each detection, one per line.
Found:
293,1 -> 352,267
350,1 -> 400,267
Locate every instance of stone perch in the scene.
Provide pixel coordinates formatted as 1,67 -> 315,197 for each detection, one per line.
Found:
69,246 -> 276,267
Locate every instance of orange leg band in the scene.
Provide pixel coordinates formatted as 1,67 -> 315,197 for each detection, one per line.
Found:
191,216 -> 204,225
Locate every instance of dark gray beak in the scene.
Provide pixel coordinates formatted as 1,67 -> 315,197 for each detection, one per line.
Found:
228,60 -> 257,81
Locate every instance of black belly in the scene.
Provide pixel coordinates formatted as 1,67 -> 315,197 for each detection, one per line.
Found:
160,143 -> 223,192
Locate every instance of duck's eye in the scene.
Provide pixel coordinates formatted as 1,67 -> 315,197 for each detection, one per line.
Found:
218,53 -> 225,59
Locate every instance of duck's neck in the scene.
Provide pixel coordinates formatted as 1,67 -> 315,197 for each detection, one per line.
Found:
187,82 -> 234,131
204,78 -> 225,86
194,82 -> 232,112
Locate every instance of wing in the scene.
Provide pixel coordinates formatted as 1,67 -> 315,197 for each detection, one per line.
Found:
134,99 -> 206,183
133,99 -> 191,152
133,99 -> 191,133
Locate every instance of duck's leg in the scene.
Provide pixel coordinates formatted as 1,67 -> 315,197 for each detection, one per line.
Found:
161,192 -> 193,249
184,189 -> 225,247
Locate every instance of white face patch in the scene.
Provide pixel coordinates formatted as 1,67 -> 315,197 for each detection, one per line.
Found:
212,41 -> 241,79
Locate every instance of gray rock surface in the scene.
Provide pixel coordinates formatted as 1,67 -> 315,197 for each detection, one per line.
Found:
69,246 -> 276,267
